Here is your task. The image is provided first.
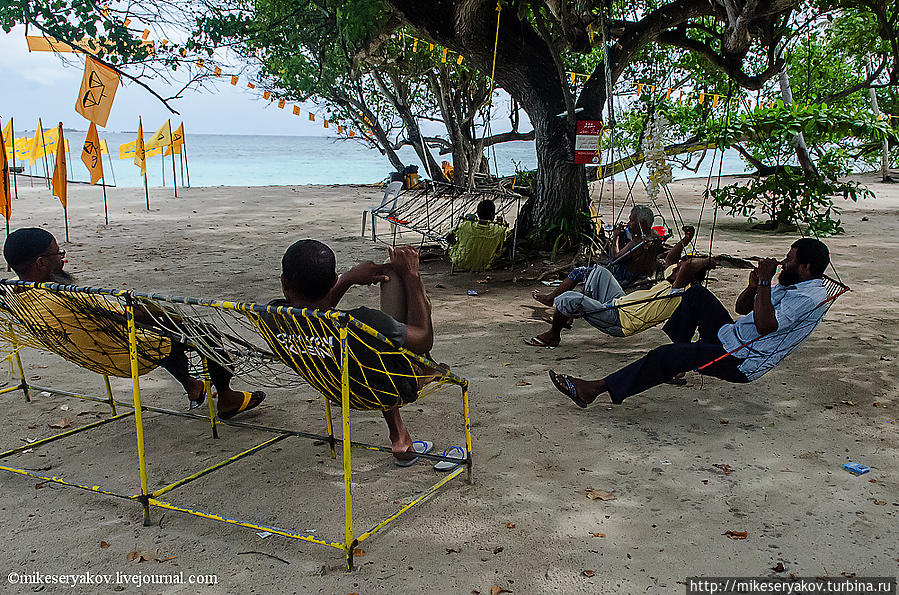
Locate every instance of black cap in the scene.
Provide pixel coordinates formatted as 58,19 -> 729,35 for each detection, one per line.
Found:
3,227 -> 55,269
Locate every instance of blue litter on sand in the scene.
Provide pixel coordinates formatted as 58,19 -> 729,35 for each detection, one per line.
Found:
467,290 -> 479,296
843,463 -> 870,475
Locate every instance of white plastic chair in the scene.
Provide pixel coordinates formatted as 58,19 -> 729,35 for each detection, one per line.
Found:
362,181 -> 403,241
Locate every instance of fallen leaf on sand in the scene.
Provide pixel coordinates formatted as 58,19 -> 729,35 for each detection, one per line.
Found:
353,548 -> 366,557
713,464 -> 734,475
583,570 -> 596,577
585,488 -> 615,501
126,549 -> 158,563
590,533 -> 606,538
490,586 -> 511,595
100,541 -> 109,549
772,562 -> 785,572
493,546 -> 504,554
723,530 -> 748,540
516,381 -> 531,386
841,400 -> 856,406
446,548 -> 459,554
48,418 -> 72,429
841,572 -> 857,578
872,499 -> 886,505
505,522 -> 516,529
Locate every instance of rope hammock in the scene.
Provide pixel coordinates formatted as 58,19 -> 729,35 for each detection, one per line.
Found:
0,279 -> 472,570
365,181 -> 522,246
0,280 -> 463,411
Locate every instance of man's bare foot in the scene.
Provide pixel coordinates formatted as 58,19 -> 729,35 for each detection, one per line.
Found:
391,435 -> 415,460
532,289 -> 555,307
526,330 -> 560,347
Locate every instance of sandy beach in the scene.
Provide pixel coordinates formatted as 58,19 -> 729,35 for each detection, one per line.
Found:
0,174 -> 896,594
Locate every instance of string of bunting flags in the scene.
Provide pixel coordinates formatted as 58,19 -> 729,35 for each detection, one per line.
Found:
393,31 -> 897,122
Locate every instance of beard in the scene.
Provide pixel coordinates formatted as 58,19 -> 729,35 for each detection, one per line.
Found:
778,267 -> 800,287
49,270 -> 78,285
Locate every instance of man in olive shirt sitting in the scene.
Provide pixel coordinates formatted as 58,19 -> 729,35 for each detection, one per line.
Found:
272,240 -> 437,465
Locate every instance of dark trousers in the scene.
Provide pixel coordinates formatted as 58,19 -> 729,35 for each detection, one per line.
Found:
159,341 -> 233,393
603,284 -> 749,404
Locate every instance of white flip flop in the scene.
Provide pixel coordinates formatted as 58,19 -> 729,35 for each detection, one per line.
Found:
434,445 -> 467,471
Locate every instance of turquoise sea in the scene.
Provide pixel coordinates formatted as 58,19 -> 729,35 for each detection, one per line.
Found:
16,132 -> 750,188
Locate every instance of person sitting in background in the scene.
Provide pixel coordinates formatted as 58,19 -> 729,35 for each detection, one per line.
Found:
446,199 -> 509,273
527,230 -> 710,348
2,227 -> 265,419
533,206 -> 665,309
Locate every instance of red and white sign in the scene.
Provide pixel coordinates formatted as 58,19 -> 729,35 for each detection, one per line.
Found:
574,120 -> 604,165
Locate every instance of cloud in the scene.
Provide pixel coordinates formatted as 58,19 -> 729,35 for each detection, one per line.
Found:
0,25 -> 82,86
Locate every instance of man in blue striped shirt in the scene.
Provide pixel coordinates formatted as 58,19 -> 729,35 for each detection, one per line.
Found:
549,238 -> 832,407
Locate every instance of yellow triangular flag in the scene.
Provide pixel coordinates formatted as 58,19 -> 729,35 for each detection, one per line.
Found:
146,119 -> 173,150
165,123 -> 184,156
28,118 -> 44,164
1,118 -> 12,147
134,117 -> 147,176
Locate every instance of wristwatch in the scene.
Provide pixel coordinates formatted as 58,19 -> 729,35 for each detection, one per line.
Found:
757,279 -> 771,287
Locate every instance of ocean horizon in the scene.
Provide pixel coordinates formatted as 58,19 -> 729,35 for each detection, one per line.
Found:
13,131 -> 752,189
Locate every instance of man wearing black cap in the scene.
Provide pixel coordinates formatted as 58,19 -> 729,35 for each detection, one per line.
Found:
2,227 -> 265,419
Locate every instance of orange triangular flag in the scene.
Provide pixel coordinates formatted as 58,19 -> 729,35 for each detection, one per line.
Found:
80,122 -> 104,185
51,124 -> 67,208
75,57 -> 120,127
0,119 -> 10,220
134,117 -> 147,176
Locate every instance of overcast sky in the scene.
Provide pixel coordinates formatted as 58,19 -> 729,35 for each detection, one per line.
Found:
0,25 -> 332,136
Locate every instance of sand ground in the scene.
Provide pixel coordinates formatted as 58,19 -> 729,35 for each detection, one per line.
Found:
0,173 -> 896,594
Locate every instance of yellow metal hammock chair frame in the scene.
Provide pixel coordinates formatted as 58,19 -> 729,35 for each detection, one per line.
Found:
0,280 -> 472,570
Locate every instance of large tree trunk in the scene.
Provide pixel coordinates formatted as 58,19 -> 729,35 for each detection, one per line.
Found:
387,0 -> 591,243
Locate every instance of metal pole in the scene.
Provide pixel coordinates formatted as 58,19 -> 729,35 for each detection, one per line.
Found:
339,323 -> 355,570
161,153 -> 165,187
105,152 -> 117,187
143,174 -> 150,210
40,127 -> 50,189
170,149 -> 178,198
183,139 -> 191,188
125,295 -> 152,526
10,118 -> 18,201
101,175 -> 109,224
179,151 -> 185,187
63,206 -> 69,243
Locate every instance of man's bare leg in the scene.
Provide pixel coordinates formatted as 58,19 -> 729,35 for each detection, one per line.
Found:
532,277 -> 576,307
380,264 -> 425,458
530,309 -> 570,347
379,263 -> 408,322
383,408 -> 415,459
